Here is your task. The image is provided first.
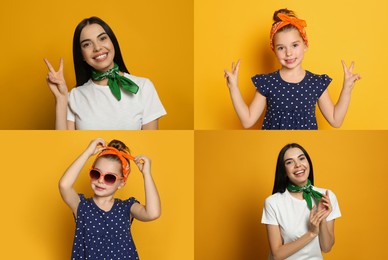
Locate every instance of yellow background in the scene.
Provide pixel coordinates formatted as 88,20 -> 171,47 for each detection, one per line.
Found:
0,131 -> 193,260
195,0 -> 388,129
0,0 -> 193,130
195,130 -> 388,259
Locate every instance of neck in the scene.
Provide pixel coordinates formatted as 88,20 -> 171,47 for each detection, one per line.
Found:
93,194 -> 115,204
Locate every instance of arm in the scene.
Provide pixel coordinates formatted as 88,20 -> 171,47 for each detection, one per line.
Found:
318,60 -> 361,128
266,206 -> 328,260
224,60 -> 266,128
44,58 -> 70,130
130,156 -> 161,221
317,190 -> 335,252
58,138 -> 106,217
142,119 -> 158,130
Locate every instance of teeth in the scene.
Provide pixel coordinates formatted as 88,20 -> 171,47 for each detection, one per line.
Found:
95,54 -> 107,60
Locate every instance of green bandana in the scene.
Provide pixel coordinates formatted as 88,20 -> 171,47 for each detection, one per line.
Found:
287,179 -> 323,210
91,63 -> 139,101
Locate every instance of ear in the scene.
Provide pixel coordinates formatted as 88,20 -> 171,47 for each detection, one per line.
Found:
117,181 -> 126,190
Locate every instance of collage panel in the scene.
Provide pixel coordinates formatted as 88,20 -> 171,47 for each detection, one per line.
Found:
1,0 -> 193,130
195,0 -> 388,130
0,130 -> 193,259
195,130 -> 388,259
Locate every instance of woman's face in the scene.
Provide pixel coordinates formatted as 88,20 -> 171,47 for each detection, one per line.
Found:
80,23 -> 115,72
283,147 -> 310,186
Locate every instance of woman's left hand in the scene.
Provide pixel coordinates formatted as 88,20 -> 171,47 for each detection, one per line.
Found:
342,60 -> 361,91
318,190 -> 333,219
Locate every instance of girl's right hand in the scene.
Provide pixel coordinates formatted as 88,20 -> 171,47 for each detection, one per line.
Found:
85,138 -> 106,157
224,60 -> 240,89
44,58 -> 69,99
308,205 -> 327,236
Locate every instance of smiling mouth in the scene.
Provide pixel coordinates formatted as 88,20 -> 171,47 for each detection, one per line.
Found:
285,58 -> 296,64
294,170 -> 304,176
94,53 -> 107,61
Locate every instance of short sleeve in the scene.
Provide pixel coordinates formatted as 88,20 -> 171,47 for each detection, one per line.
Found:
326,190 -> 341,221
316,74 -> 332,98
251,74 -> 270,97
74,194 -> 86,220
261,197 -> 279,225
67,92 -> 75,122
140,78 -> 167,125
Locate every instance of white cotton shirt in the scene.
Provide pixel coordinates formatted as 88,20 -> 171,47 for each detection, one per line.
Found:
67,73 -> 166,130
261,187 -> 341,260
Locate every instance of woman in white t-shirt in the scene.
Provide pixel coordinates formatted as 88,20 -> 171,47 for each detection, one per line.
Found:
44,16 -> 166,130
262,143 -> 341,260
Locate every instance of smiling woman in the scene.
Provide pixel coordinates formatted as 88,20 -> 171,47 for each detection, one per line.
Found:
44,17 -> 167,130
263,143 -> 341,260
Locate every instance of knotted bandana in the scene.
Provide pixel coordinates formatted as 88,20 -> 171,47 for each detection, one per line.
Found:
96,146 -> 135,182
91,63 -> 139,101
270,13 -> 308,51
287,179 -> 322,210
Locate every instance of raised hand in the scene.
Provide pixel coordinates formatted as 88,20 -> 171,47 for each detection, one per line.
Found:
224,60 -> 241,89
85,138 -> 106,157
342,60 -> 361,91
317,190 -> 333,219
134,155 -> 151,175
44,58 -> 68,99
308,205 -> 327,236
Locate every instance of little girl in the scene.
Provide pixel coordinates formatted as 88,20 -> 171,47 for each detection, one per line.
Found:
44,17 -> 166,130
224,9 -> 361,130
59,138 -> 160,259
262,143 -> 341,259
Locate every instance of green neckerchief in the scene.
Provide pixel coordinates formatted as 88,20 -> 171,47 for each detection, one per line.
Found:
287,179 -> 323,210
91,63 -> 139,101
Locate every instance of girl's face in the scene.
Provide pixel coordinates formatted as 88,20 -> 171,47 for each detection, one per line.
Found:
80,23 -> 115,72
273,28 -> 307,70
283,147 -> 310,186
91,157 -> 125,196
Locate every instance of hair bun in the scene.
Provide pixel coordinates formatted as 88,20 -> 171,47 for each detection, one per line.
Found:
107,139 -> 130,154
273,8 -> 297,23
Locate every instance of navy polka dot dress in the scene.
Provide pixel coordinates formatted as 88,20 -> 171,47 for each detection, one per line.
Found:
71,194 -> 139,260
251,70 -> 332,129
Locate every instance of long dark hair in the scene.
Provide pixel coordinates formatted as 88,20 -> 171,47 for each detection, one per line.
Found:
72,16 -> 129,87
271,143 -> 314,194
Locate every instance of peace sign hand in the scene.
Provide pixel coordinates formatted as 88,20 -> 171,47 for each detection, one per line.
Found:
44,58 -> 68,99
224,60 -> 241,90
342,60 -> 361,91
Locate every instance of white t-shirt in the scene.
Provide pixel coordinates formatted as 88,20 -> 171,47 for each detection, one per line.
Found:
261,187 -> 341,260
67,73 -> 166,130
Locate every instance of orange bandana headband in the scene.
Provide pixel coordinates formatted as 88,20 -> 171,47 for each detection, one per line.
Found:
270,13 -> 308,51
96,147 -> 135,182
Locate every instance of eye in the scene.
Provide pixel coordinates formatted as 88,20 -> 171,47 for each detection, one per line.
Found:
293,43 -> 299,48
99,35 -> 109,41
81,42 -> 91,48
277,46 -> 284,51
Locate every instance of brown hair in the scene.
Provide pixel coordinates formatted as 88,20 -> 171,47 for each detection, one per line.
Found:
96,140 -> 131,176
272,8 -> 298,32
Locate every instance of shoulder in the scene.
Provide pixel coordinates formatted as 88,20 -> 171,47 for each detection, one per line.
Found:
251,71 -> 279,82
124,73 -> 155,89
312,186 -> 338,201
69,80 -> 94,95
306,71 -> 332,83
264,191 -> 287,206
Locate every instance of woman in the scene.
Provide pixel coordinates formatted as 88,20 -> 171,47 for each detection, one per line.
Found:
262,143 -> 341,259
44,16 -> 166,130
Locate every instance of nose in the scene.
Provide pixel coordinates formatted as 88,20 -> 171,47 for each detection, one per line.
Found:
93,42 -> 102,52
286,48 -> 292,56
97,174 -> 104,183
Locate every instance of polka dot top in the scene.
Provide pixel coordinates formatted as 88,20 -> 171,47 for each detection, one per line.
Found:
251,70 -> 332,130
71,194 -> 139,260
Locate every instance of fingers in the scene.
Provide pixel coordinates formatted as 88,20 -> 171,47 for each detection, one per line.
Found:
59,57 -> 64,71
44,58 -> 55,72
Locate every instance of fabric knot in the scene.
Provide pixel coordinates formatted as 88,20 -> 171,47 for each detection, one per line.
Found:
287,179 -> 322,210
91,63 -> 139,101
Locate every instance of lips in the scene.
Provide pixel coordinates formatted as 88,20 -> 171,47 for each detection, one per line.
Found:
95,185 -> 106,191
285,58 -> 296,64
294,170 -> 304,176
94,53 -> 107,61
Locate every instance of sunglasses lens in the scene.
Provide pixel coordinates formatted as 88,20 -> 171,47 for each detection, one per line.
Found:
90,169 -> 101,180
104,174 -> 117,185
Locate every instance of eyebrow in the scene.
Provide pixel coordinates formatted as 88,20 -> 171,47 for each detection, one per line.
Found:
80,32 -> 108,45
284,153 -> 305,162
275,40 -> 302,47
